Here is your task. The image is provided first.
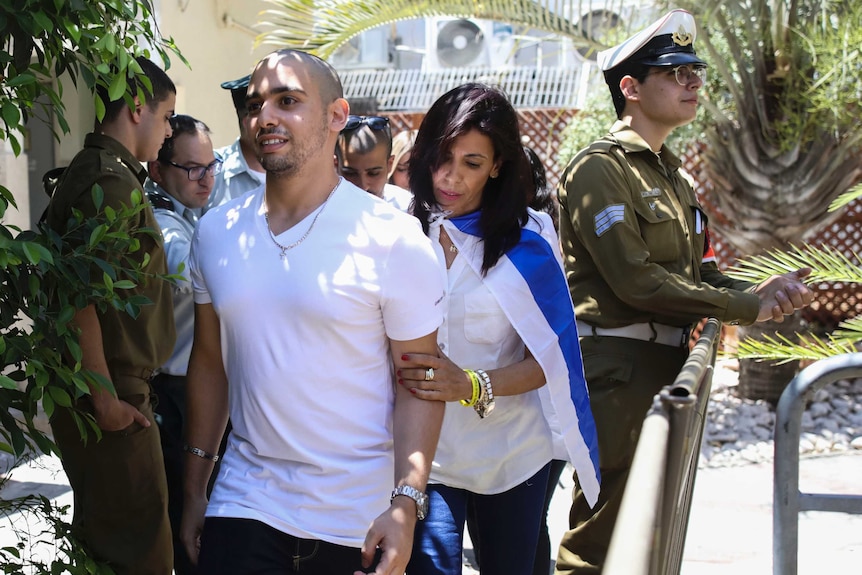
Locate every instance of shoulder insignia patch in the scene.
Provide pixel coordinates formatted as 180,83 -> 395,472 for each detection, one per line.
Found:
147,190 -> 174,212
595,204 -> 626,237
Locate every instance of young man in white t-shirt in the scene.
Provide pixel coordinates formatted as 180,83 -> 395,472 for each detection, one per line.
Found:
180,49 -> 446,575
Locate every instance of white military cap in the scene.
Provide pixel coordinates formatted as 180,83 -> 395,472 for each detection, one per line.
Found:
598,9 -> 706,71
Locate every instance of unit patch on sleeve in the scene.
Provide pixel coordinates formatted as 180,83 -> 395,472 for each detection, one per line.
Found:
594,204 -> 626,237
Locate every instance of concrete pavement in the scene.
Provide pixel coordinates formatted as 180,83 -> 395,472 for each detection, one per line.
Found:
462,452 -> 862,574
2,449 -> 860,573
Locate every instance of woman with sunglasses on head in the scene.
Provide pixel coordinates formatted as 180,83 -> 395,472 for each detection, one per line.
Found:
399,83 -> 601,575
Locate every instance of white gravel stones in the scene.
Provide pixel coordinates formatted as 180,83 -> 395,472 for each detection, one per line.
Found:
701,360 -> 862,468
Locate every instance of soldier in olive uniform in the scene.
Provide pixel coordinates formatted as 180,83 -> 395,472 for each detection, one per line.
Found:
554,10 -> 813,574
45,57 -> 177,574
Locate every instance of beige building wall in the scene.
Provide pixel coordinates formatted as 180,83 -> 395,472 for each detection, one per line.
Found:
159,0 -> 273,149
3,1 -> 275,230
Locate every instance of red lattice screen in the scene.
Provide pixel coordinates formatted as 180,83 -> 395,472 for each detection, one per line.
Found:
386,110 -> 861,327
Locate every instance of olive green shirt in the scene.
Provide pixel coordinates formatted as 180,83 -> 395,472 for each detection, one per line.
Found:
559,121 -> 759,329
46,133 -> 176,391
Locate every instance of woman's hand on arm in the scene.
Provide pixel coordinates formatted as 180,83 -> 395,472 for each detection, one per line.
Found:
400,347 -> 545,401
398,347 -> 473,403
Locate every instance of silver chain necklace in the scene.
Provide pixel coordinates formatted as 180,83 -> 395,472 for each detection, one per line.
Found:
264,177 -> 341,260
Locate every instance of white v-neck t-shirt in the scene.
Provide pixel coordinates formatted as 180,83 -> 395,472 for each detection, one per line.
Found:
190,180 -> 444,546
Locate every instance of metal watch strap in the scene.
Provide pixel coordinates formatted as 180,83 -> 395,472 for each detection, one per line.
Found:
390,485 -> 428,520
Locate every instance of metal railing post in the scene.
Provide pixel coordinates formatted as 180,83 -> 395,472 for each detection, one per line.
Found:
604,397 -> 670,575
605,318 -> 721,575
773,352 -> 862,575
659,319 -> 720,573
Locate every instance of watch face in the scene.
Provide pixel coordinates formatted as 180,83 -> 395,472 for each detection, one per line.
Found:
417,494 -> 429,520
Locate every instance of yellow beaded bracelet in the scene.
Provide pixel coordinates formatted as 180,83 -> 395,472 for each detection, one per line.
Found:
460,369 -> 481,407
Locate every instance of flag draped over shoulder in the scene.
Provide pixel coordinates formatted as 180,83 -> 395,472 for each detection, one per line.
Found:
443,209 -> 601,507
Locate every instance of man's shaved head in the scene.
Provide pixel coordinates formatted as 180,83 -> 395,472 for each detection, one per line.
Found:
250,49 -> 343,106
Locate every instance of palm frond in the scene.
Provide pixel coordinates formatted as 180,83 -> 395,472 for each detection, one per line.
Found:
726,242 -> 862,284
833,316 -> 862,341
829,182 -> 862,212
256,0 -> 633,58
729,330 -> 860,363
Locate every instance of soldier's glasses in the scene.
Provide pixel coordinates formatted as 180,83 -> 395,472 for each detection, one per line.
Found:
166,159 -> 224,181
669,65 -> 707,86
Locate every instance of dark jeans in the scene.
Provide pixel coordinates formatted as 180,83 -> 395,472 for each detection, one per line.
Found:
466,459 -> 567,575
534,459 -> 569,575
198,517 -> 380,574
152,373 -> 228,575
409,462 -> 551,575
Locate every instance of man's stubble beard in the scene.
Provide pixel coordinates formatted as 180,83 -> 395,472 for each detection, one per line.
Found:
258,114 -> 331,177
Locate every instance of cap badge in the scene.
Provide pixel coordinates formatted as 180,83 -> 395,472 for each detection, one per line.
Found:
672,26 -> 693,47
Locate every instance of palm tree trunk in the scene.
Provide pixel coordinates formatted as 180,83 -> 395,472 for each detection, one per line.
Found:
736,311 -> 804,403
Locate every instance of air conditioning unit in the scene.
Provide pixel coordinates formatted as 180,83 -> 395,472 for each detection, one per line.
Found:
423,18 -> 514,71
570,1 -> 656,62
330,26 -> 392,70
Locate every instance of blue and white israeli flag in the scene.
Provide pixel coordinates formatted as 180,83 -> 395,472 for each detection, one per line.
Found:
443,209 -> 602,507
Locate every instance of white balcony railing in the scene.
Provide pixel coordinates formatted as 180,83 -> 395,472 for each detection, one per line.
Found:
340,63 -> 601,112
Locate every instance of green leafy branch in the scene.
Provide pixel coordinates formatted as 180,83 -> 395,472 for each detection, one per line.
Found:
0,0 -> 187,153
0,494 -> 115,574
258,0 -> 641,59
733,317 -> 862,363
725,243 -> 862,285
829,182 -> 862,213
725,241 -> 862,362
1,186 -> 172,459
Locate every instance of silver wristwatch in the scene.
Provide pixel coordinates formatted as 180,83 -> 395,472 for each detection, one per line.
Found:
390,485 -> 429,520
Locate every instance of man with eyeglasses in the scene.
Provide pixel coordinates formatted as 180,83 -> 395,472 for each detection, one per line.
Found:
145,114 -> 222,575
555,10 -> 813,574
204,74 -> 266,213
338,114 -> 414,211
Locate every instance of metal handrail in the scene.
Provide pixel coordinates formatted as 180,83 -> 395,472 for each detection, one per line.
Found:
773,352 -> 862,575
605,318 -> 721,575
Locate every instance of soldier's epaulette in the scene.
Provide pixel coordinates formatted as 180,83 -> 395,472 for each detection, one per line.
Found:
147,190 -> 175,212
96,150 -> 125,175
585,139 -> 618,154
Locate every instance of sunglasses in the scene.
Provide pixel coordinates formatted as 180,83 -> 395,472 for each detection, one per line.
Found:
343,115 -> 390,132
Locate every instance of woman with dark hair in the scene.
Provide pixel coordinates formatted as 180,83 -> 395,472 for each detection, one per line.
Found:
523,145 -> 559,232
400,83 -> 601,575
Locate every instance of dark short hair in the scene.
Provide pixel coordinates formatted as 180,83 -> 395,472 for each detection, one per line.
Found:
339,122 -> 393,158
157,114 -> 211,164
604,60 -> 650,118
411,82 -> 529,274
98,56 -> 176,123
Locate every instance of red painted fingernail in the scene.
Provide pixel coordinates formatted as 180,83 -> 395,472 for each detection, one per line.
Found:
396,369 -> 402,377
401,355 -> 409,361
409,388 -> 416,394
398,378 -> 404,386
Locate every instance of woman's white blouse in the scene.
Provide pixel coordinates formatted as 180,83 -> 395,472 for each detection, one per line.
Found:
429,225 -> 554,494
